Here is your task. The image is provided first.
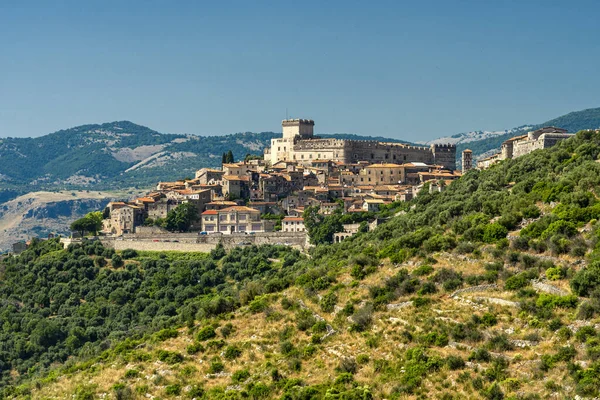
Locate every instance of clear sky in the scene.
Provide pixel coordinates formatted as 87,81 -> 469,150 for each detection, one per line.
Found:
1,0 -> 600,141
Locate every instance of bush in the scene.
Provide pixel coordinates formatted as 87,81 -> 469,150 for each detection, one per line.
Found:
468,348 -> 491,362
197,326 -> 216,341
296,309 -> 317,331
111,254 -> 124,268
249,296 -> 269,313
220,323 -> 235,338
232,369 -> 251,383
336,357 -> 358,374
350,304 -> 374,332
208,357 -> 225,374
504,273 -> 529,290
157,350 -> 184,364
121,249 -> 138,259
413,264 -> 434,276
483,223 -> 508,243
224,345 -> 242,360
280,340 -> 295,355
319,292 -> 338,313
154,328 -> 178,342
165,384 -> 181,396
536,293 -> 578,309
446,355 -> 465,370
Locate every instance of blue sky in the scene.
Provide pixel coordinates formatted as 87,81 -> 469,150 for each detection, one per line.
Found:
1,0 -> 600,140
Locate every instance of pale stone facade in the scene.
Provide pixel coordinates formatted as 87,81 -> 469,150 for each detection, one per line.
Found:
479,127 -> 572,169
266,119 -> 456,170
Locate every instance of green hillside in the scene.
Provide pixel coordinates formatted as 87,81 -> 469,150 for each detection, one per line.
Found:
3,130 -> 600,399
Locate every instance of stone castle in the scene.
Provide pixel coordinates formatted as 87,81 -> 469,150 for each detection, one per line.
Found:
264,119 -> 457,170
477,126 -> 572,169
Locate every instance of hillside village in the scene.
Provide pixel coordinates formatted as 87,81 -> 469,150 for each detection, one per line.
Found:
102,119 -> 464,241
101,120 -> 572,245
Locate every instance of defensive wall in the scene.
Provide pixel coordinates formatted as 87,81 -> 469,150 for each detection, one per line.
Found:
60,231 -> 309,253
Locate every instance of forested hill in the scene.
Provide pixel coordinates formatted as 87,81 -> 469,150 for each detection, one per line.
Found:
4,130 -> 600,399
0,121 -> 412,194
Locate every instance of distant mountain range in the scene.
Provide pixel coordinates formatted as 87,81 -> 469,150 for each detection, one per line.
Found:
1,107 -> 600,201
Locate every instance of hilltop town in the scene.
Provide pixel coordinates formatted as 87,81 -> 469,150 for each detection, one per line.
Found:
101,119 -> 462,243
100,120 -> 573,247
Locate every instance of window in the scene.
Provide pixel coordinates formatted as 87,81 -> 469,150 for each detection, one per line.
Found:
239,214 -> 246,220
220,215 -> 227,221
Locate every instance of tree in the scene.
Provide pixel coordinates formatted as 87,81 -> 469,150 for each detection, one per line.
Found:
70,216 -> 97,237
303,206 -> 343,245
165,202 -> 200,232
222,150 -> 234,164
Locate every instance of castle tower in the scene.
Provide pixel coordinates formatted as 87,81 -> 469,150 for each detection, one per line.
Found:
430,143 -> 457,170
282,119 -> 314,139
462,149 -> 472,172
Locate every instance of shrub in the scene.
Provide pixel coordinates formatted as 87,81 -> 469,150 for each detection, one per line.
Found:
576,326 -> 597,342
121,249 -> 138,259
536,293 -> 578,309
483,223 -> 508,243
157,350 -> 184,364
336,357 -> 358,374
280,340 -> 295,355
319,292 -> 338,313
249,296 -> 269,314
208,357 -> 225,374
413,264 -> 434,276
350,304 -> 374,332
468,348 -> 491,362
312,321 -> 327,334
504,273 -> 529,290
154,328 -> 178,342
220,323 -> 235,338
224,345 -> 242,360
124,369 -> 139,379
232,369 -> 250,383
296,309 -> 317,331
446,355 -> 465,370
197,326 -> 216,341
481,312 -> 497,327
281,297 -> 295,310
165,384 -> 181,396
111,254 -> 124,268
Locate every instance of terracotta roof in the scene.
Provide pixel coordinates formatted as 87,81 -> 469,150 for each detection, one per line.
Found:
219,206 -> 260,213
202,210 -> 218,215
223,175 -> 250,181
207,201 -> 237,205
365,163 -> 403,168
283,217 -> 304,222
137,197 -> 156,203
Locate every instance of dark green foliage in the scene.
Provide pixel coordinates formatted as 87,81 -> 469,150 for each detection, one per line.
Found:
224,345 -> 242,360
157,350 -> 184,364
446,355 -> 465,370
571,262 -> 600,297
197,326 -> 217,341
232,369 -> 250,383
165,202 -> 199,232
208,357 -> 225,374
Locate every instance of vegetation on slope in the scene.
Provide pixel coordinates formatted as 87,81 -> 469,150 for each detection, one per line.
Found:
3,130 -> 600,398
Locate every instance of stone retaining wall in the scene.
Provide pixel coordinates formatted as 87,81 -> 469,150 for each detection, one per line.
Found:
450,284 -> 498,297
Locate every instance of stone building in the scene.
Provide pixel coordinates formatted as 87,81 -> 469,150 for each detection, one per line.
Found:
501,127 -> 570,160
478,127 -> 572,169
200,206 -> 274,234
462,149 -> 472,172
282,216 -> 306,232
265,119 -> 456,170
103,202 -> 144,235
